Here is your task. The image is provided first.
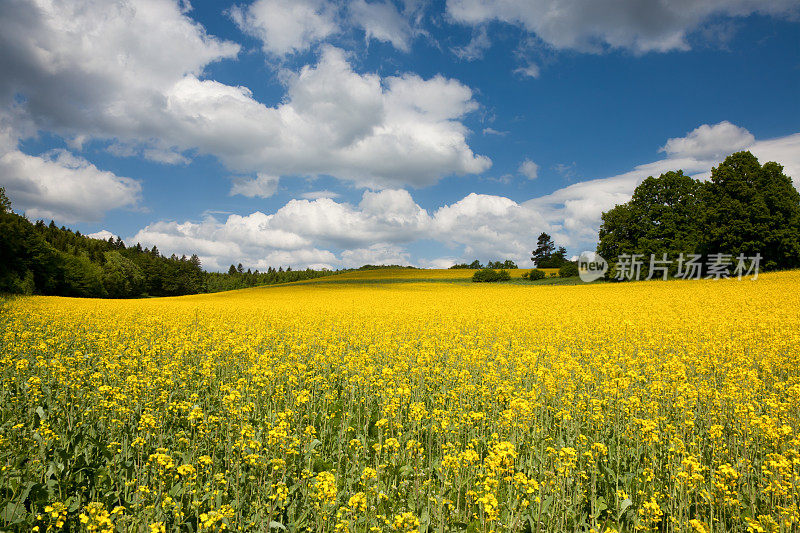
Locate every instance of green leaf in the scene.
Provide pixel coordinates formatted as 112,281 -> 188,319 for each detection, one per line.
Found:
465,520 -> 481,533
1,502 -> 25,524
619,498 -> 633,515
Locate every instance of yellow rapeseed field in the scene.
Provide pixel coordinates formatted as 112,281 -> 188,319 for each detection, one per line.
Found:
2,271 -> 800,532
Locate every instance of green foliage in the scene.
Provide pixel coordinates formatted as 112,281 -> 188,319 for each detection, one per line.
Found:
597,152 -> 800,276
487,259 -> 518,269
471,268 -> 511,282
598,170 -> 703,278
524,268 -> 546,280
60,254 -> 106,297
0,204 -> 340,297
455,260 -> 517,269
0,187 -> 11,214
102,251 -> 145,298
532,233 -> 568,268
559,262 -> 579,278
355,264 -> 417,271
702,152 -> 800,270
0,208 -> 204,297
205,267 -> 338,292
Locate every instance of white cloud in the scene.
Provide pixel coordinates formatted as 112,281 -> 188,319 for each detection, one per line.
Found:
350,0 -> 414,52
270,189 -> 431,247
514,63 -> 540,79
128,124 -> 800,270
230,0 -> 338,56
525,123 -> 800,251
301,190 -> 341,200
232,0 -> 419,54
341,243 -> 412,267
1,147 -> 141,223
446,0 -> 800,54
230,174 -> 280,198
430,193 -> 550,261
750,133 -> 800,186
523,157 -> 708,247
418,257 -> 461,269
0,1 -> 489,190
452,26 -> 491,60
87,230 -> 119,241
660,121 -> 755,159
128,188 -> 550,270
482,127 -> 507,136
518,158 -> 539,179
130,189 -> 432,270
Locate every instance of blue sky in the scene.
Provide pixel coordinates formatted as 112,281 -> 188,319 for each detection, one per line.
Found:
1,0 -> 799,270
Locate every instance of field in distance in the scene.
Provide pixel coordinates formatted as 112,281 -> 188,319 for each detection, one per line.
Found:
2,271 -> 799,532
297,267 -> 561,285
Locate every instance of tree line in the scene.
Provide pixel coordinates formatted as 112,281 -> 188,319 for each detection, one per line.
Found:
597,151 -> 800,278
450,259 -> 518,269
0,189 -> 337,298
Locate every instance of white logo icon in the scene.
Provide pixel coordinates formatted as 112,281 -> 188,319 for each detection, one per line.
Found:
578,252 -> 607,282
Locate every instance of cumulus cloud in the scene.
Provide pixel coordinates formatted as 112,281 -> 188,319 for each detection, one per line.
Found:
349,0 -> 414,52
301,190 -> 341,200
231,0 -> 418,54
230,174 -> 280,198
230,0 -> 337,56
660,121 -> 755,159
1,146 -> 141,223
128,188 -> 549,270
87,230 -> 119,241
341,243 -> 412,267
524,156 -> 712,247
129,123 -> 800,270
446,0 -> 800,54
130,189 -> 432,270
431,193 -> 550,260
750,133 -> 800,186
0,1 -> 489,194
526,123 -> 800,251
518,158 -> 539,179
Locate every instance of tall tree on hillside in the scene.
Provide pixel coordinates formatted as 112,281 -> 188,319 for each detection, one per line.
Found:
532,233 -> 568,268
532,233 -> 555,266
701,151 -> 800,270
0,187 -> 11,214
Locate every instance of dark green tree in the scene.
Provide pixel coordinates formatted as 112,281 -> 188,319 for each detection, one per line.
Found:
524,268 -> 546,281
597,170 -> 704,277
532,234 -> 568,268
472,268 -> 510,282
102,251 -> 145,298
559,262 -> 579,278
532,233 -> 555,266
701,152 -> 800,270
0,187 -> 11,214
